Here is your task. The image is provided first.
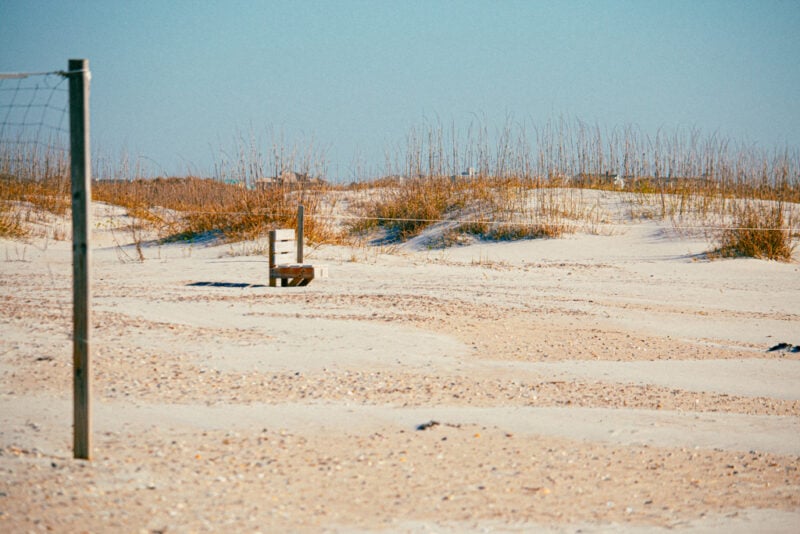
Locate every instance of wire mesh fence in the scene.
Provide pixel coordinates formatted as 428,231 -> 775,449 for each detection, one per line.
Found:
0,70 -> 70,181
1,61 -> 93,460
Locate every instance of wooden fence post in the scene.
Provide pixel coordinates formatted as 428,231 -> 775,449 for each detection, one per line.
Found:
68,58 -> 92,460
297,204 -> 304,263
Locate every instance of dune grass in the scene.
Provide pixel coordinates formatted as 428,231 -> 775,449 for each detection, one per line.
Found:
344,119 -> 798,257
710,201 -> 795,261
347,175 -> 584,245
2,119 -> 798,260
93,177 -> 339,246
0,142 -> 70,239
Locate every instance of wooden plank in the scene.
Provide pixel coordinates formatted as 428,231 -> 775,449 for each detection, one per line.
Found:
269,262 -> 327,287
273,250 -> 293,260
271,228 -> 295,241
271,265 -> 316,278
271,265 -> 328,277
272,240 -> 296,254
269,228 -> 296,287
270,254 -> 292,269
273,253 -> 294,266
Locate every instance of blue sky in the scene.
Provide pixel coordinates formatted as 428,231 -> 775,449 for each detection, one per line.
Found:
2,0 -> 799,180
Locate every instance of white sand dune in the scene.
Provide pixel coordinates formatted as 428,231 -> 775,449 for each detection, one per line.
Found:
2,196 -> 799,532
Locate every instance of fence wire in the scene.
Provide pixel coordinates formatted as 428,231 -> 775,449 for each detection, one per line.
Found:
98,207 -> 795,233
0,71 -> 70,172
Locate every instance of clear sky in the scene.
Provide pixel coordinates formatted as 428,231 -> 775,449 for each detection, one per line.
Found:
2,0 -> 799,180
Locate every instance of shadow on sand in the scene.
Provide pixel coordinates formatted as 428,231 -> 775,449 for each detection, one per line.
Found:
188,281 -> 266,289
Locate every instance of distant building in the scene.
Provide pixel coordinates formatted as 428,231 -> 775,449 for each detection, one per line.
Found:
573,172 -> 623,188
658,174 -> 719,189
253,170 -> 326,190
450,167 -> 478,182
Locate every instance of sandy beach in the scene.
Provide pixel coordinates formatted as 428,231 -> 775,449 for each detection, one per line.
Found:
1,199 -> 799,532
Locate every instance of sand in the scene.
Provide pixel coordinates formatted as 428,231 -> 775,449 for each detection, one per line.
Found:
1,200 -> 799,532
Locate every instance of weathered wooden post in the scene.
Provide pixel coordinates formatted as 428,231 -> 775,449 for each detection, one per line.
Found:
68,58 -> 92,460
297,204 -> 304,263
268,228 -> 277,288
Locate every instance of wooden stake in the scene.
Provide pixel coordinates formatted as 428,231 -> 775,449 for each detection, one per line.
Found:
68,58 -> 92,460
297,204 -> 304,263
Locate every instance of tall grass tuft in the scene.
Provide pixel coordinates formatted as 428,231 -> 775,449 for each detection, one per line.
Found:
349,176 -> 460,240
93,177 -> 338,245
90,131 -> 342,247
0,141 -> 70,238
711,202 -> 795,261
